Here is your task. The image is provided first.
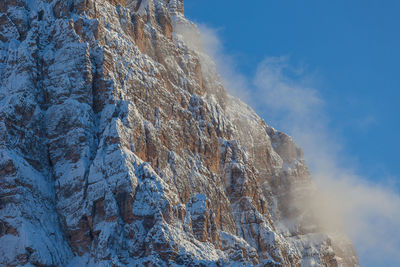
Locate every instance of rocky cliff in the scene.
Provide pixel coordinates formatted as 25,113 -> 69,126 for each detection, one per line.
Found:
0,0 -> 359,266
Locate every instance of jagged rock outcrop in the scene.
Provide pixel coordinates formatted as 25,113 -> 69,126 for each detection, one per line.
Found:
0,0 -> 359,266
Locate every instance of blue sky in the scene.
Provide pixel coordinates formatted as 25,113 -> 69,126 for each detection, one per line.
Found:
185,1 -> 400,266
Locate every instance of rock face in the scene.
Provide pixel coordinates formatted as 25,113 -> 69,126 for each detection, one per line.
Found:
0,0 -> 359,266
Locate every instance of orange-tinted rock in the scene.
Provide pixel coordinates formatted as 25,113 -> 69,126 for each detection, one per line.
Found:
0,0 -> 358,266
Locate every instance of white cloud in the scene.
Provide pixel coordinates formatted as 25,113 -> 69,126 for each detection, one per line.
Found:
175,22 -> 252,103
254,57 -> 323,117
253,56 -> 400,267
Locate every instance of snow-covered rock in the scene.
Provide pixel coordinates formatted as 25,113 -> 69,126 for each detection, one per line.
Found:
0,0 -> 358,266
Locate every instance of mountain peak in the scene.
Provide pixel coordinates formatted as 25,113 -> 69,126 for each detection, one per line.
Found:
0,0 -> 358,266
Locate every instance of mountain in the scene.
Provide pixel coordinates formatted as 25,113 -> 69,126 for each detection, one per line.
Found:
0,0 -> 359,266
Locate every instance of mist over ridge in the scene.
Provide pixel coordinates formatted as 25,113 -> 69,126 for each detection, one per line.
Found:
177,20 -> 400,266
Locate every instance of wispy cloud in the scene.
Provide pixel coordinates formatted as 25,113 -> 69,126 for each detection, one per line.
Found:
177,23 -> 400,266
355,114 -> 377,130
174,22 -> 252,103
254,57 -> 324,125
254,56 -> 400,267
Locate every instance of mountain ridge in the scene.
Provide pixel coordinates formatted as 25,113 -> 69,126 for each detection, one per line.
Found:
0,0 -> 359,266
